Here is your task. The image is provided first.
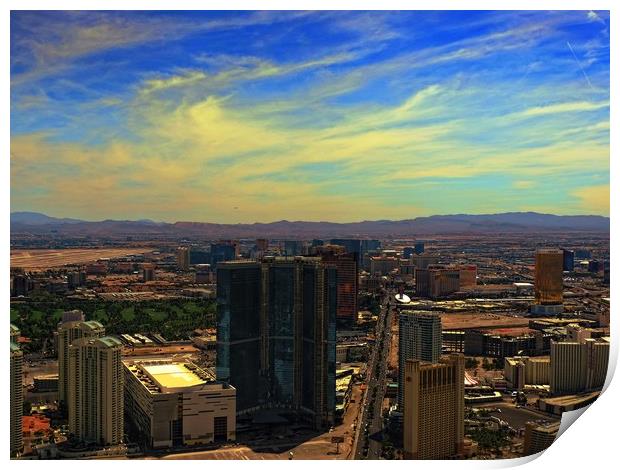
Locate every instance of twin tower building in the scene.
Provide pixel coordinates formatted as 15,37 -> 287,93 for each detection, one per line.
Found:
216,256 -> 337,429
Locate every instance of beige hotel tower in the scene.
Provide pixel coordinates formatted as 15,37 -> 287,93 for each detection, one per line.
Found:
11,340 -> 24,457
57,320 -> 105,407
403,353 -> 465,459
68,336 -> 124,445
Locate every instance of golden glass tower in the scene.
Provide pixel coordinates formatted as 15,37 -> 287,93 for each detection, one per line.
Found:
534,249 -> 564,305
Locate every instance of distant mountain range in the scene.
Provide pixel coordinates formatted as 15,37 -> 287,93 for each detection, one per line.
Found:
10,211 -> 610,238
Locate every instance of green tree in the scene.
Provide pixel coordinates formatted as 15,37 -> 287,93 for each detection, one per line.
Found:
465,357 -> 479,369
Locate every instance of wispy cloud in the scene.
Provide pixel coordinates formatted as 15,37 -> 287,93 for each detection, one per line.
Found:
10,11 -> 610,221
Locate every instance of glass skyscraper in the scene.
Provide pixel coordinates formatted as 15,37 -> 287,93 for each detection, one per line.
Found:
216,257 -> 336,429
398,310 -> 442,410
216,262 -> 262,412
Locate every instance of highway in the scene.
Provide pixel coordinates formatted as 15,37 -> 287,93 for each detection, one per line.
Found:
352,287 -> 394,459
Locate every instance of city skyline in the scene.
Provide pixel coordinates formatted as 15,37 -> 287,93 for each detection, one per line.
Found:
11,10 -> 610,223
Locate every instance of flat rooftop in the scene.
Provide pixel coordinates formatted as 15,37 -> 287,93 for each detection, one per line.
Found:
540,391 -> 600,407
124,358 -> 220,394
441,313 -> 530,331
142,363 -> 206,390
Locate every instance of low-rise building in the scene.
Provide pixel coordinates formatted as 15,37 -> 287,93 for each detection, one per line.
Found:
537,391 -> 600,415
504,356 -> 550,390
123,358 -> 236,449
336,342 -> 368,363
523,420 -> 559,455
33,374 -> 59,392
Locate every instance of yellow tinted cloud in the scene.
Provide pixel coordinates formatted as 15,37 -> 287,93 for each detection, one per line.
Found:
10,81 -> 610,222
511,100 -> 609,119
572,184 -> 610,215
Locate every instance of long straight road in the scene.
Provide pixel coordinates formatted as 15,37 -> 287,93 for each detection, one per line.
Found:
352,288 -> 394,459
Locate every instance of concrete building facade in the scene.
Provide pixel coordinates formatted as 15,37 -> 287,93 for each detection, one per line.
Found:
398,310 -> 442,409
403,354 -> 465,460
523,421 -> 559,455
550,338 -> 609,395
11,342 -> 24,457
68,336 -> 124,445
317,246 -> 358,324
504,356 -> 550,390
416,266 -> 460,298
57,320 -> 105,408
176,247 -> 191,271
124,358 -> 236,448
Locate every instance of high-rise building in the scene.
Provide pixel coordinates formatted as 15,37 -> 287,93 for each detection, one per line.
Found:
369,255 -> 400,275
216,261 -> 262,412
410,254 -> 438,270
62,309 -> 85,323
588,260 -> 600,273
216,257 -> 336,429
11,273 -> 30,297
330,239 -> 362,262
68,336 -> 124,445
67,271 -> 86,289
282,240 -> 304,256
403,354 -> 465,459
256,238 -> 269,252
574,249 -> 591,259
398,311 -> 442,409
523,421 -> 559,455
504,356 -> 550,390
220,240 -> 240,258
361,239 -> 381,255
194,264 -> 213,284
57,320 -> 105,408
534,249 -> 564,305
550,338 -> 610,395
403,247 -> 415,259
189,248 -> 210,265
414,242 -> 425,255
123,358 -> 236,448
210,243 -> 236,265
458,265 -> 477,288
562,249 -> 575,272
416,266 -> 460,298
317,246 -> 358,324
176,246 -> 191,271
142,263 -> 155,282
10,323 -> 20,343
11,342 -> 24,457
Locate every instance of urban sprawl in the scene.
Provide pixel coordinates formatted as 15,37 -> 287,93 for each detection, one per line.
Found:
10,232 -> 610,460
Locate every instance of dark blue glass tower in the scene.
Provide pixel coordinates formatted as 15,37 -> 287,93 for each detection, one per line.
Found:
216,257 -> 336,429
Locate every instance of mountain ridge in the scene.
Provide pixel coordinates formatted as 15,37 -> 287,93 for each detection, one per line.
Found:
10,211 -> 610,238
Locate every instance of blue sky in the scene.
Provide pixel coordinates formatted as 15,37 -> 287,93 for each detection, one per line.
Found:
10,10 -> 610,222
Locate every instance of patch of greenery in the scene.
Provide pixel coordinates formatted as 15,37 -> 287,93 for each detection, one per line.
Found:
469,428 -> 510,451
120,306 -> 136,322
465,357 -> 479,369
10,308 -> 19,322
10,296 -> 217,352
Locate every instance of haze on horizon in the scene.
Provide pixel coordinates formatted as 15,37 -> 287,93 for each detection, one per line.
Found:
10,11 -> 610,223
